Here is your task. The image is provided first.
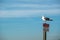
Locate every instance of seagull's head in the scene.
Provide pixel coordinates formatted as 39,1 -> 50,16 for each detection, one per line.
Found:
42,16 -> 46,21
42,16 -> 45,20
42,16 -> 45,18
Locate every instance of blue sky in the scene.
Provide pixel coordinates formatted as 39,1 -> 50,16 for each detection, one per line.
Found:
0,0 -> 60,17
0,0 -> 60,40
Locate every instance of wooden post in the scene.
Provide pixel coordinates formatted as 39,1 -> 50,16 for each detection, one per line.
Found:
43,31 -> 47,40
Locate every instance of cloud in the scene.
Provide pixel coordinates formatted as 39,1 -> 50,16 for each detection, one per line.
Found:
0,9 -> 60,17
0,0 -> 60,17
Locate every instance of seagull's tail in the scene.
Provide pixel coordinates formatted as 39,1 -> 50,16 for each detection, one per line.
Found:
49,19 -> 53,21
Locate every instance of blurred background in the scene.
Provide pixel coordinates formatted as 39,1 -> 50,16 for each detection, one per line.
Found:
0,0 -> 60,40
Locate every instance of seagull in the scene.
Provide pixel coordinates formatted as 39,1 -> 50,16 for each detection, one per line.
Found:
42,16 -> 53,21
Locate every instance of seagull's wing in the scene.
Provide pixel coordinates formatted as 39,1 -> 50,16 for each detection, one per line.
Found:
44,17 -> 53,21
44,17 -> 50,21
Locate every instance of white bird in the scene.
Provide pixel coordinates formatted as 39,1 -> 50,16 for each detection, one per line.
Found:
42,16 -> 53,21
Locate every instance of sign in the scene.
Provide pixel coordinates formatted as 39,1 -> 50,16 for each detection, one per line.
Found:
43,23 -> 49,32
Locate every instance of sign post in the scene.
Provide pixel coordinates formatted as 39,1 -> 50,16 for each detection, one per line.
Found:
43,23 -> 49,40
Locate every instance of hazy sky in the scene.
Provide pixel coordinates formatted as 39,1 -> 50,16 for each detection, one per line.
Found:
0,0 -> 60,17
0,0 -> 60,40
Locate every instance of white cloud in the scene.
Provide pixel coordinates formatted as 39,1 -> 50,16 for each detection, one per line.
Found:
0,9 -> 60,17
1,3 -> 60,17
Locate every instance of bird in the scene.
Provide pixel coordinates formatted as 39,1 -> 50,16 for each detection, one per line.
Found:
42,16 -> 53,21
